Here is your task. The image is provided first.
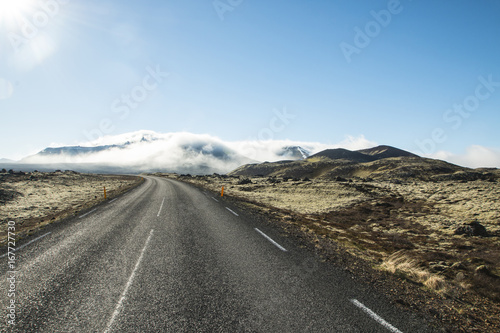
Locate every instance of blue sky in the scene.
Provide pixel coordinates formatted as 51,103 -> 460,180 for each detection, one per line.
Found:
1,0 -> 500,166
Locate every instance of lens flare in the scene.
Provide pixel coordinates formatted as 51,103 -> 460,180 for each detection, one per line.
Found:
0,0 -> 34,16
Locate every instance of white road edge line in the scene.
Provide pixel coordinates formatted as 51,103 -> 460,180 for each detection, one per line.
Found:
350,299 -> 403,333
211,197 -> 219,202
0,232 -> 52,258
104,229 -> 154,333
79,208 -> 97,219
254,228 -> 287,252
109,198 -> 117,203
157,197 -> 165,217
225,207 -> 239,216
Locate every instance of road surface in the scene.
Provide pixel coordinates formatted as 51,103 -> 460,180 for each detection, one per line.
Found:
1,176 -> 438,332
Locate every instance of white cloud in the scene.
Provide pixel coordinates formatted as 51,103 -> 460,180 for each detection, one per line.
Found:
80,129 -> 163,146
429,145 -> 500,168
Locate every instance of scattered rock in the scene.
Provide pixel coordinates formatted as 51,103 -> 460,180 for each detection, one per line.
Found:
375,202 -> 393,208
431,264 -> 448,272
239,186 -> 253,192
454,221 -> 489,237
267,177 -> 281,184
237,178 -> 252,185
475,265 -> 491,275
451,262 -> 465,270
0,188 -> 23,204
394,299 -> 410,307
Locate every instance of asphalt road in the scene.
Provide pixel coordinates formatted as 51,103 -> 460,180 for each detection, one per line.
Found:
1,176 -> 439,332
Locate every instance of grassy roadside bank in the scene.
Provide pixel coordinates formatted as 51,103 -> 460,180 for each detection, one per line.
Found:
0,171 -> 144,246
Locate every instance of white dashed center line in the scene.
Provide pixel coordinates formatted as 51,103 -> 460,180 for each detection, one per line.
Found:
350,299 -> 403,333
225,207 -> 239,216
157,197 -> 165,217
211,197 -> 219,202
79,208 -> 97,219
104,229 -> 154,333
254,228 -> 287,252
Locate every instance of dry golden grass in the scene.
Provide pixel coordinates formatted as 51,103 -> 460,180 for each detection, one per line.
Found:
380,251 -> 448,292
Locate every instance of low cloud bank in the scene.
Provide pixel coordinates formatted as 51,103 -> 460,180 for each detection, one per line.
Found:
15,131 -> 500,172
430,145 -> 500,169
19,131 -> 377,173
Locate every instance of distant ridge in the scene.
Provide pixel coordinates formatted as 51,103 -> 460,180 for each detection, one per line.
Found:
309,148 -> 375,163
357,145 -> 420,159
38,145 -> 125,156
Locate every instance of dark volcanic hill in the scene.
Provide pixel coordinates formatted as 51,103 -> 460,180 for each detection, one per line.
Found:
229,145 -> 498,181
310,148 -> 375,163
357,145 -> 420,159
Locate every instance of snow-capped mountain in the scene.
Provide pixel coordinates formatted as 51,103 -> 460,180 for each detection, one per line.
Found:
277,146 -> 310,160
17,131 -> 318,174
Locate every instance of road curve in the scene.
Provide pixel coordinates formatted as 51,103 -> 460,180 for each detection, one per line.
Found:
1,176 -> 439,332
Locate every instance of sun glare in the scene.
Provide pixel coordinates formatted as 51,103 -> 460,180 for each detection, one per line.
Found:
0,0 -> 35,22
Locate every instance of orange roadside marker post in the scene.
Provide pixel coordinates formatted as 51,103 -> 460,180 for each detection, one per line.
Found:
221,186 -> 224,197
104,186 -> 107,199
